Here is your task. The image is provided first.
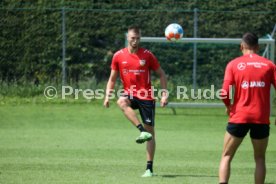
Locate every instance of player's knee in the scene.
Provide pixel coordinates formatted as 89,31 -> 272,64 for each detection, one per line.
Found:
221,150 -> 234,160
117,98 -> 128,109
116,99 -> 123,107
254,153 -> 265,162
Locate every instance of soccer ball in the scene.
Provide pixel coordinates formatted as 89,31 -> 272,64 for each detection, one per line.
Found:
165,23 -> 184,41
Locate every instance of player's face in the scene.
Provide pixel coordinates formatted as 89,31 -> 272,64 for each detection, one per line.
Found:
127,30 -> 141,49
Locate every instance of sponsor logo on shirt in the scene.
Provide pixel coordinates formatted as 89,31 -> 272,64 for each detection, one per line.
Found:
139,59 -> 146,66
123,69 -> 128,74
237,62 -> 268,70
250,81 -> 265,87
247,62 -> 268,68
241,81 -> 265,89
128,69 -> 146,75
237,62 -> 246,70
241,81 -> 249,89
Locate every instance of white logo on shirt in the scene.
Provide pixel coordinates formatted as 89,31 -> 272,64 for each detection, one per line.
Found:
237,63 -> 246,70
250,81 -> 265,87
241,81 -> 249,89
145,118 -> 151,123
123,69 -> 128,75
247,62 -> 268,68
128,69 -> 145,75
122,61 -> 128,64
139,60 -> 146,66
241,81 -> 265,89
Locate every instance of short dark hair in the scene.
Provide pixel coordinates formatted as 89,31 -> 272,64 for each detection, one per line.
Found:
128,25 -> 141,34
242,32 -> 258,48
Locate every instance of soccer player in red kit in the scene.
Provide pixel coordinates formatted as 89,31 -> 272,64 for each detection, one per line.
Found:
219,32 -> 276,184
104,26 -> 168,177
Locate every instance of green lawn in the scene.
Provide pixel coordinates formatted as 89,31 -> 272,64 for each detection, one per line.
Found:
0,103 -> 275,184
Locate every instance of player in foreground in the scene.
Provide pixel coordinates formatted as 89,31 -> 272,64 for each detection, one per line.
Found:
219,32 -> 276,184
104,26 -> 168,177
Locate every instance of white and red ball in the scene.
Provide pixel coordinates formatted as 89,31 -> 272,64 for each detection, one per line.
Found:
165,23 -> 184,41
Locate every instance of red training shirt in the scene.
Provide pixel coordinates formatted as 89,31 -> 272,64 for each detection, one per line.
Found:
111,47 -> 160,100
221,53 -> 276,124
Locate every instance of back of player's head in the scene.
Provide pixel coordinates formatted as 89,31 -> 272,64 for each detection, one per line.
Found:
242,32 -> 258,49
128,25 -> 141,34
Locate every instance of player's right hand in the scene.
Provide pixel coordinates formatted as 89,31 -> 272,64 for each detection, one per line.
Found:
160,96 -> 168,107
225,105 -> 232,116
103,99 -> 109,108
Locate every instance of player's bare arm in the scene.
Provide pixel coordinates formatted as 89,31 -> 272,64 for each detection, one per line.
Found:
155,67 -> 168,107
104,70 -> 118,108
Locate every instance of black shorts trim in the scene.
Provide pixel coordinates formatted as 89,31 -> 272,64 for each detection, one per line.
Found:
227,123 -> 270,139
126,96 -> 155,126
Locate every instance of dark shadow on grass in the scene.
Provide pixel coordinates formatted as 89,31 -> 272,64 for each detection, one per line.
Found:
156,107 -> 226,117
156,112 -> 226,117
159,174 -> 217,178
159,175 -> 274,184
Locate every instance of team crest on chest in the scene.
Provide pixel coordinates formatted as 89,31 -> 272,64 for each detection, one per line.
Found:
139,59 -> 146,66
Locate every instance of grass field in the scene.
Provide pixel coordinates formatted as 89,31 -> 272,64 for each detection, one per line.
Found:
0,103 -> 275,184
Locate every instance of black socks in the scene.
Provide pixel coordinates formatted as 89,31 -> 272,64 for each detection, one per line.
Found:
136,124 -> 146,132
146,161 -> 153,172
